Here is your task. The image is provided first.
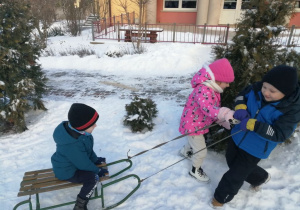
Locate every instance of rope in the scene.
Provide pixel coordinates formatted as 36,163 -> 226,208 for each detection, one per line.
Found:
127,121 -> 224,159
140,130 -> 242,183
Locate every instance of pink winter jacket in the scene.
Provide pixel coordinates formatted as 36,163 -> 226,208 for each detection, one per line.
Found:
179,67 -> 221,135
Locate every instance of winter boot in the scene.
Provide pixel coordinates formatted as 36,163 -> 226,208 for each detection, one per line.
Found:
179,146 -> 193,159
250,173 -> 271,192
189,166 -> 210,182
209,197 -> 224,209
73,195 -> 89,210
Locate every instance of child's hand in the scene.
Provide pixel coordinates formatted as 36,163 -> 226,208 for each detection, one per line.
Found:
216,120 -> 231,130
233,109 -> 250,121
98,168 -> 109,177
218,107 -> 234,122
240,118 -> 257,131
224,110 -> 235,122
217,107 -> 231,121
95,157 -> 106,165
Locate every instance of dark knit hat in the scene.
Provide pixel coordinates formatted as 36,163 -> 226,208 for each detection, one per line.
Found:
68,103 -> 99,131
262,65 -> 298,96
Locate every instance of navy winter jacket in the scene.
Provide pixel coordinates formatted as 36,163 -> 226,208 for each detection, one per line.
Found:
51,121 -> 99,180
231,82 -> 300,159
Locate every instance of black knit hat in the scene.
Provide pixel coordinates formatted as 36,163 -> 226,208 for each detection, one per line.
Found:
262,65 -> 298,96
68,103 -> 99,131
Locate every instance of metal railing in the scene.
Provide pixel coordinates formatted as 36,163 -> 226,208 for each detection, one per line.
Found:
276,25 -> 300,47
93,22 -> 231,45
92,17 -> 300,47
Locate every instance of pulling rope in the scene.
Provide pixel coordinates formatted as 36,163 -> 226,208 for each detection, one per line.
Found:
127,121 -> 224,159
139,129 -> 243,183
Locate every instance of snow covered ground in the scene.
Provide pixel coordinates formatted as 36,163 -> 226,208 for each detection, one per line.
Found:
1,25 -> 300,210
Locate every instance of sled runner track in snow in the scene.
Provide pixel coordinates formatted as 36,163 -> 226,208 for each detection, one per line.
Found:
13,159 -> 141,210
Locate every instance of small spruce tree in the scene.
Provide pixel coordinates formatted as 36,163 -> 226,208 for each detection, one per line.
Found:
0,0 -> 47,132
123,96 -> 158,133
210,0 -> 300,151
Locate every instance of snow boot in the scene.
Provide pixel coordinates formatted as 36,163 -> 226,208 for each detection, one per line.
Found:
73,195 -> 89,210
250,173 -> 271,192
189,166 -> 210,182
209,197 -> 224,209
179,146 -> 193,159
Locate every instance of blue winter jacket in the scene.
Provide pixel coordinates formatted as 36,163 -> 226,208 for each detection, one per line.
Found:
51,121 -> 99,180
232,82 -> 300,159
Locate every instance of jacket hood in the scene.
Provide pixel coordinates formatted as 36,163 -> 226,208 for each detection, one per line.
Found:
278,84 -> 300,108
53,121 -> 81,145
191,65 -> 214,88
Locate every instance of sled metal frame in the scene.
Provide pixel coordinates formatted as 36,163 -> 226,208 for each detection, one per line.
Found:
13,159 -> 141,210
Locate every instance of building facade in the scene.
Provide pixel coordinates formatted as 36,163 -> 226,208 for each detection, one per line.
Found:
147,0 -> 300,26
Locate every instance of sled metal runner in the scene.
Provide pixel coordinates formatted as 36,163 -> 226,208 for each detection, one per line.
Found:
13,159 -> 141,210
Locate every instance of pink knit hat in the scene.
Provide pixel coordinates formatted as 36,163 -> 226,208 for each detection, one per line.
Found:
208,58 -> 234,83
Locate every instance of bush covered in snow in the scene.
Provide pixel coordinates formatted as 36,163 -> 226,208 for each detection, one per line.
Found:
123,96 -> 158,132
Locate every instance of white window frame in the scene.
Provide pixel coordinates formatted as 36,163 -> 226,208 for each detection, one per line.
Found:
163,0 -> 197,12
296,0 -> 300,11
223,0 -> 237,10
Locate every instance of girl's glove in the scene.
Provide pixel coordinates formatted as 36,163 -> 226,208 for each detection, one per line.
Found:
217,107 -> 235,130
216,120 -> 231,130
95,157 -> 106,165
218,107 -> 234,122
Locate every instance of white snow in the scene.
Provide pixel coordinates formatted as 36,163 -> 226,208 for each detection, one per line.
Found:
1,25 -> 300,210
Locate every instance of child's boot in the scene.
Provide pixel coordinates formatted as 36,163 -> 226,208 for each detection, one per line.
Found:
250,173 -> 271,192
73,195 -> 89,210
209,197 -> 224,209
179,146 -> 193,159
189,166 -> 210,182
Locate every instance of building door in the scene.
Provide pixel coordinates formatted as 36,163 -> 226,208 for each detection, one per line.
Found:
219,0 -> 244,25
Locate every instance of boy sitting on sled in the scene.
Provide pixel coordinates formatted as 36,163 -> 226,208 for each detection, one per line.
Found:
51,103 -> 108,210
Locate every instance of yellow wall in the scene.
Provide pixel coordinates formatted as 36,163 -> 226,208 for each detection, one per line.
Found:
97,0 -> 140,21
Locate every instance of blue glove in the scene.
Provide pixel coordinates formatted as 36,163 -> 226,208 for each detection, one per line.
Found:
240,118 -> 249,131
95,157 -> 106,165
98,167 -> 109,177
233,109 -> 250,121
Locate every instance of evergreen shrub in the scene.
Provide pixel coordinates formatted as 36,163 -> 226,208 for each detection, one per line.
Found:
0,0 -> 47,132
123,96 -> 158,133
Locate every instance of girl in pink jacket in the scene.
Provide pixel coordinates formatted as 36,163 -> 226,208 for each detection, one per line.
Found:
179,58 -> 235,182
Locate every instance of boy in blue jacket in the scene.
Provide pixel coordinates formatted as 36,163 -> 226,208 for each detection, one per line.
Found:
211,65 -> 300,208
51,103 -> 108,210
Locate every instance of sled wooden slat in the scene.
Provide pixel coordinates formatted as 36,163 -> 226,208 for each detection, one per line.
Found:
24,168 -> 54,175
19,179 -> 80,192
18,182 -> 81,197
22,172 -> 55,181
17,164 -> 108,197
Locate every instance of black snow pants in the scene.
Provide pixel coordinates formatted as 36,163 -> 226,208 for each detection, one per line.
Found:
214,138 -> 269,204
67,170 -> 99,200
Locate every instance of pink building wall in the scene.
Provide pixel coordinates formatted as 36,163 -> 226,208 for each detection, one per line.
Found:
289,13 -> 300,27
156,0 -> 197,24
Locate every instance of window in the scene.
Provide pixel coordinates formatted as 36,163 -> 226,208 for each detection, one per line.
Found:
164,0 -> 197,10
296,0 -> 300,9
223,0 -> 237,9
241,0 -> 256,10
